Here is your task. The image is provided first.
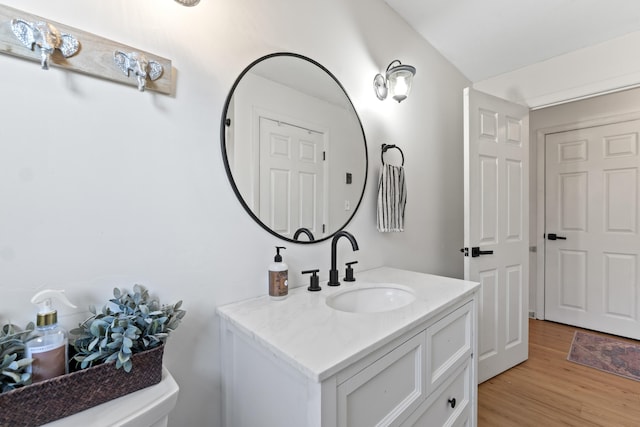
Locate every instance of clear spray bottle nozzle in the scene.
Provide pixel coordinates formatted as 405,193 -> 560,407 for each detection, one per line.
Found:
31,289 -> 77,318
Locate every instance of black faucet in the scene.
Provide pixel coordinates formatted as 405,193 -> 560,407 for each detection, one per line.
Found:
293,227 -> 315,241
328,231 -> 359,286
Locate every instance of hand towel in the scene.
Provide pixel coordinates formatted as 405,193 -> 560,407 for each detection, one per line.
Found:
377,163 -> 407,232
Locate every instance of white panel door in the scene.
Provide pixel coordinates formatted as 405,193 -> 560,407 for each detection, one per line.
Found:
463,88 -> 529,383
545,119 -> 640,339
259,118 -> 325,239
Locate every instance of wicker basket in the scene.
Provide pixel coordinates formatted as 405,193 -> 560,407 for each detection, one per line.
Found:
0,345 -> 164,427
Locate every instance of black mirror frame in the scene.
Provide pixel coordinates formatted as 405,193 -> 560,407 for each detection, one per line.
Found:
220,52 -> 368,244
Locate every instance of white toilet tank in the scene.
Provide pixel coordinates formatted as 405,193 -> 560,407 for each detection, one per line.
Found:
44,367 -> 179,427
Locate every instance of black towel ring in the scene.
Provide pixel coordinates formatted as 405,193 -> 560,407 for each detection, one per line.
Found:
381,144 -> 405,166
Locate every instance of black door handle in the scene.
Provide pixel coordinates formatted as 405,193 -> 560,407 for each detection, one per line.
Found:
472,247 -> 493,257
547,233 -> 567,240
460,247 -> 494,257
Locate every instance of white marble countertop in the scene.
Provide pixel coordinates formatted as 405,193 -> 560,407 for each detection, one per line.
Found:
216,266 -> 480,382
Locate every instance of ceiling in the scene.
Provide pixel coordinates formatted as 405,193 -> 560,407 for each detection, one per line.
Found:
383,0 -> 640,82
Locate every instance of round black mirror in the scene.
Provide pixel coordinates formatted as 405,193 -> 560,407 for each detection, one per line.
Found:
221,53 -> 368,243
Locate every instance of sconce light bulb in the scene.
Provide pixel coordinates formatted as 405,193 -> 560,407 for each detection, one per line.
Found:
390,76 -> 410,102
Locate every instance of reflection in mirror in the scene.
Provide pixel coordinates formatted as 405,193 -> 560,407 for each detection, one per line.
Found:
221,53 -> 368,243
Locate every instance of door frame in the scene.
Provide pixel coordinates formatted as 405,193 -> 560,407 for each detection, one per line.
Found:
534,110 -> 640,319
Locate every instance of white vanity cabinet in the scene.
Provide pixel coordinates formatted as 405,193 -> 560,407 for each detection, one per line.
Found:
217,267 -> 479,427
336,302 -> 474,427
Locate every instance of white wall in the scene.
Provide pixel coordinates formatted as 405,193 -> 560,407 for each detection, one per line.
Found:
0,0 -> 469,425
474,31 -> 640,109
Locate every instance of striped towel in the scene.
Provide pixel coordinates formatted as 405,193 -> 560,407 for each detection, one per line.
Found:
377,163 -> 407,232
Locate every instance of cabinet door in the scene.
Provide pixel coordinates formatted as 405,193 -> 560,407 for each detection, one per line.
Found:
426,302 -> 473,393
402,361 -> 472,427
337,332 -> 426,427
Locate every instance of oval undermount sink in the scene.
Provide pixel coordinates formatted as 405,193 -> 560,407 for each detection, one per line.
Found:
326,284 -> 416,313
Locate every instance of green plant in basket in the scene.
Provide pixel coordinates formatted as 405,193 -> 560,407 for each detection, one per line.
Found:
71,284 -> 185,373
0,322 -> 35,393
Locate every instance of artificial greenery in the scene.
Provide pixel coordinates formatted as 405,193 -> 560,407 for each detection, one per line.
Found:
0,323 -> 34,393
71,284 -> 185,373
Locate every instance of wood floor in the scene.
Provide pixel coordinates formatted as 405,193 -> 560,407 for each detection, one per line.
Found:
478,319 -> 640,427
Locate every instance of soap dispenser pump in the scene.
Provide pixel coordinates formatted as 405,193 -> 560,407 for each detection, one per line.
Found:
26,289 -> 77,382
269,246 -> 288,300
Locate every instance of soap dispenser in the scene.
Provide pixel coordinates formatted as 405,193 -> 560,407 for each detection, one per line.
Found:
269,246 -> 288,300
26,289 -> 77,382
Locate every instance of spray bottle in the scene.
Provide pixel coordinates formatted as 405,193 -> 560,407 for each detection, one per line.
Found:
26,289 -> 77,382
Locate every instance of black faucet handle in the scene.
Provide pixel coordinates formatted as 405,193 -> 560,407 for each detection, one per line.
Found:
344,261 -> 358,282
302,269 -> 321,292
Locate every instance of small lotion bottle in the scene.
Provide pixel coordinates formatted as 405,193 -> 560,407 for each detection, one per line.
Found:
269,246 -> 288,300
26,289 -> 77,382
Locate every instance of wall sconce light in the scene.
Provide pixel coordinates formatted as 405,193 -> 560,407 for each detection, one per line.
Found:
175,0 -> 199,6
373,60 -> 416,103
